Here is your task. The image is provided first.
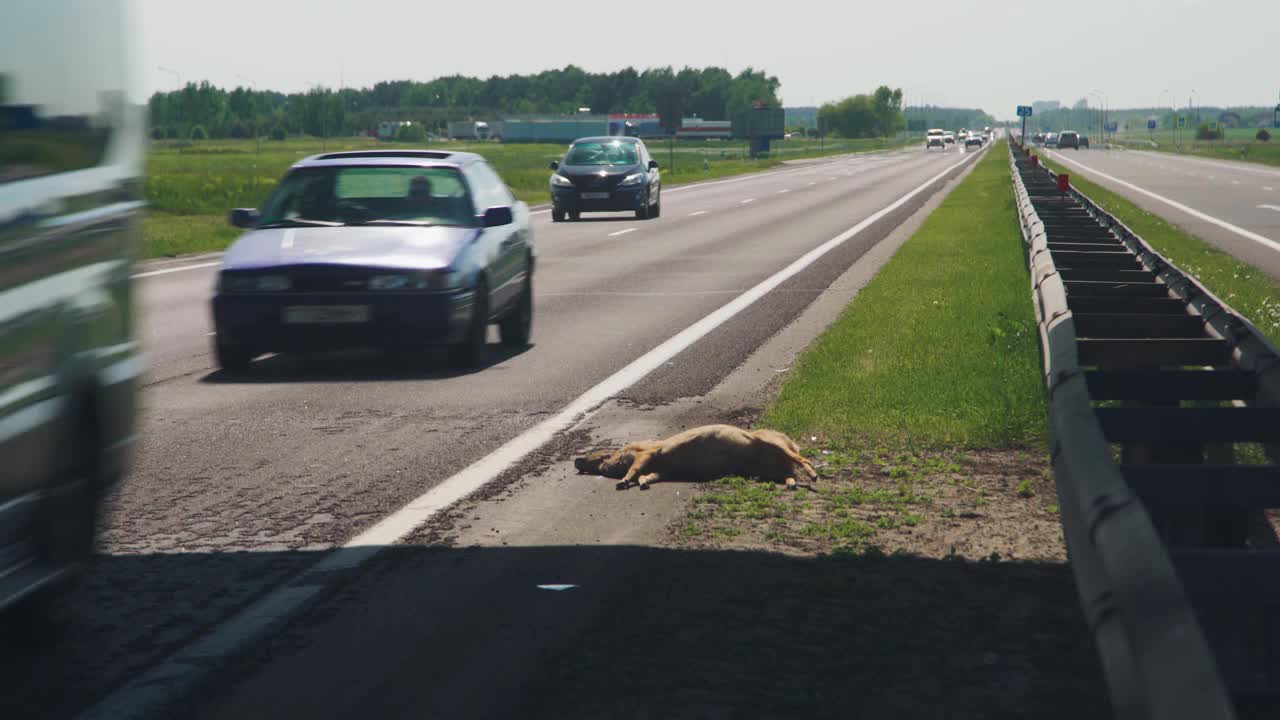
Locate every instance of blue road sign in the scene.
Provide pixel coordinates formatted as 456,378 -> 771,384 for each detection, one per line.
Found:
1147,119 -> 1157,130
1016,105 -> 1033,117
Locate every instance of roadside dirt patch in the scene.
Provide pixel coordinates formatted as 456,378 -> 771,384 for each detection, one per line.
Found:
669,445 -> 1066,562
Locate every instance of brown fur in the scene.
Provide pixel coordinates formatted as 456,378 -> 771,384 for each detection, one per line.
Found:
574,424 -> 818,491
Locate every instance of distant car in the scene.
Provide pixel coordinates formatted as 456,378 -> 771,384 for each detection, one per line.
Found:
926,129 -> 947,149
1045,132 -> 1059,147
1032,132 -> 1045,145
549,136 -> 661,221
1058,131 -> 1080,150
944,133 -> 955,144
1078,134 -> 1090,149
964,133 -> 984,148
214,150 -> 535,372
1,0 -> 144,616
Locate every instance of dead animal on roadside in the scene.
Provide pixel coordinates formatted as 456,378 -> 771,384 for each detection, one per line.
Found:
573,424 -> 818,491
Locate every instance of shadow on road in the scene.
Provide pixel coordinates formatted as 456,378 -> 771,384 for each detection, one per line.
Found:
198,341 -> 534,384
3,542 -> 1110,719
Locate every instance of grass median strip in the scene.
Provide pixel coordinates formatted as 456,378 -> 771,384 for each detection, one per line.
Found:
675,142 -> 1060,561
1040,154 -> 1280,346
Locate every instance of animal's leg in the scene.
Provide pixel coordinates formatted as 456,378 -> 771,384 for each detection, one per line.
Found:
781,447 -> 818,479
617,450 -> 656,490
636,472 -> 665,490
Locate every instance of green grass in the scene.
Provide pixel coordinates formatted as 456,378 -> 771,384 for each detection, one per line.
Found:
1037,154 -> 1280,346
140,135 -> 912,258
762,140 -> 1046,449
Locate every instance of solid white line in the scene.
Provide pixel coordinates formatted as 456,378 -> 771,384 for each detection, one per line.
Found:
80,143 -> 984,720
608,228 -> 637,237
1259,204 -> 1280,213
131,261 -> 221,279
1132,151 -> 1280,179
740,198 -> 755,204
689,210 -> 708,216
1050,151 -> 1280,254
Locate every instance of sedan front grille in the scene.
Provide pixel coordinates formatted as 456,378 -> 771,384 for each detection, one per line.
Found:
283,266 -> 371,292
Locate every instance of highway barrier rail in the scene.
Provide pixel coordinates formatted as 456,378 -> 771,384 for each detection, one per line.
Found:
1008,138 -> 1280,720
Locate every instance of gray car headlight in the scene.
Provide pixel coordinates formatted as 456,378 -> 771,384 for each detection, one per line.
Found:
619,172 -> 645,187
256,274 -> 291,291
218,273 -> 291,292
371,271 -> 454,291
550,173 -> 574,187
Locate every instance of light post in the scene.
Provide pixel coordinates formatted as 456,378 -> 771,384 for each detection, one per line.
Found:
1158,88 -> 1171,143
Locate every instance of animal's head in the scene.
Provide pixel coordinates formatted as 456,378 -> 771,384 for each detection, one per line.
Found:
574,449 -> 634,479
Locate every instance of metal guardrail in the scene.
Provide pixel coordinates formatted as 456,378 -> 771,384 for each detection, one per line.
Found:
1008,138 -> 1280,720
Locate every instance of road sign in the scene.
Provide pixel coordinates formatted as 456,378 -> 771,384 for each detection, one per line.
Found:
1177,115 -> 1187,129
1105,121 -> 1119,133
1147,119 -> 1157,130
1209,120 -> 1218,131
1016,105 -> 1033,117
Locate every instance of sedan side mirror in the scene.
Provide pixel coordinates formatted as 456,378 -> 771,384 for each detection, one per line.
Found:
481,206 -> 513,227
648,160 -> 659,170
549,160 -> 560,170
229,208 -> 261,228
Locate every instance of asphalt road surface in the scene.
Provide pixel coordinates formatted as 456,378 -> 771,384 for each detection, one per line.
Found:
2,143 -> 990,720
1044,147 -> 1280,280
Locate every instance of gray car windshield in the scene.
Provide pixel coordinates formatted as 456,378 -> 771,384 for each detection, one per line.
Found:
257,166 -> 474,226
565,141 -> 639,166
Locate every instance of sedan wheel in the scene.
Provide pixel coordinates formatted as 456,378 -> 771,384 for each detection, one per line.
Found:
450,281 -> 489,369
635,192 -> 651,220
499,272 -> 533,347
551,209 -> 565,222
215,340 -> 253,374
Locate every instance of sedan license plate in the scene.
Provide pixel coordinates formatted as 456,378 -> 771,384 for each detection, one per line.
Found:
283,305 -> 371,324
581,192 -> 610,200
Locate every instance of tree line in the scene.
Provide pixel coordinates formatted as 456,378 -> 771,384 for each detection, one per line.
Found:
147,65 -> 782,140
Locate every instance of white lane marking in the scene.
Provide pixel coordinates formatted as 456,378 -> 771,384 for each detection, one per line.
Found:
1265,186 -> 1275,192
1050,151 -> 1280,254
740,198 -> 755,204
608,228 -> 637,237
777,189 -> 790,194
131,261 -> 221,279
1208,175 -> 1216,181
808,181 -> 817,186
1259,204 -> 1280,213
689,210 -> 709,216
1232,179 -> 1241,185
81,143 -> 985,720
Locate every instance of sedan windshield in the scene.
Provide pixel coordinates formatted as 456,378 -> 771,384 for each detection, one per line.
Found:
257,165 -> 474,227
564,141 -> 639,166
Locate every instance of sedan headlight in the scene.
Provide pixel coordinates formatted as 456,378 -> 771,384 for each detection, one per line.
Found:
370,271 -> 454,291
218,273 -> 291,292
619,172 -> 645,187
550,173 -> 575,187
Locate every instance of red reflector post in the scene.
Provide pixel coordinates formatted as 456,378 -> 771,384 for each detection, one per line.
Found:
1058,174 -> 1070,193
1031,155 -> 1039,167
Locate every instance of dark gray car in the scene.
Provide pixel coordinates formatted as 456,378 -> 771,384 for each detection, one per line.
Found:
549,136 -> 661,221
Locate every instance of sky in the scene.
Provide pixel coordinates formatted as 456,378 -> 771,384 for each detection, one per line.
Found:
136,0 -> 1279,121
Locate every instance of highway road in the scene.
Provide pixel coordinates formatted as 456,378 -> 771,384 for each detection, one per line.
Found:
3,143 -> 991,719
1043,148 -> 1280,280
